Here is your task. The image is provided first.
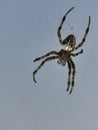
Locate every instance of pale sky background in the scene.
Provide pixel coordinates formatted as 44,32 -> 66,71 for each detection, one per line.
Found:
0,0 -> 98,130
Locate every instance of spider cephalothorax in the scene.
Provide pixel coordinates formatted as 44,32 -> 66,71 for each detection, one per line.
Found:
33,7 -> 91,94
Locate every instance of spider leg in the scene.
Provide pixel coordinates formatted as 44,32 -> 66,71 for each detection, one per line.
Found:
71,49 -> 83,57
69,59 -> 76,94
66,61 -> 72,92
57,7 -> 74,45
75,16 -> 91,50
33,51 -> 58,62
33,56 -> 59,83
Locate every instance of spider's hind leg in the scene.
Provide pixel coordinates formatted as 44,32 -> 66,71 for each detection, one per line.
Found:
33,56 -> 58,83
75,16 -> 91,50
57,7 -> 74,45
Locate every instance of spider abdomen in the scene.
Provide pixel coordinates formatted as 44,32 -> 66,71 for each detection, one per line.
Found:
62,34 -> 76,51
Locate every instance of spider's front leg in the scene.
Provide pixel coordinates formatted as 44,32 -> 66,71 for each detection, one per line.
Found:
66,61 -> 72,92
69,59 -> 76,94
33,51 -> 58,62
33,56 -> 59,83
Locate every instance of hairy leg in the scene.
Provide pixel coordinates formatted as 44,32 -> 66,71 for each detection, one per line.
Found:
57,7 -> 74,44
66,61 -> 72,92
33,51 -> 58,62
71,49 -> 83,57
33,56 -> 59,83
75,16 -> 91,50
69,60 -> 76,94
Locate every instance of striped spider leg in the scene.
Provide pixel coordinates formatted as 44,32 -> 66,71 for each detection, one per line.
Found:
66,49 -> 83,94
57,7 -> 74,45
75,16 -> 91,50
33,51 -> 59,83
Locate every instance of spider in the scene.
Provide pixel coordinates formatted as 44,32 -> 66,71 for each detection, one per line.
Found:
33,7 -> 91,94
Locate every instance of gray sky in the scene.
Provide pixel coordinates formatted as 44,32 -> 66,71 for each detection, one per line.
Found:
0,0 -> 98,130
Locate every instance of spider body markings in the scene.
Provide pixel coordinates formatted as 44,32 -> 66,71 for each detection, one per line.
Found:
33,7 -> 91,94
